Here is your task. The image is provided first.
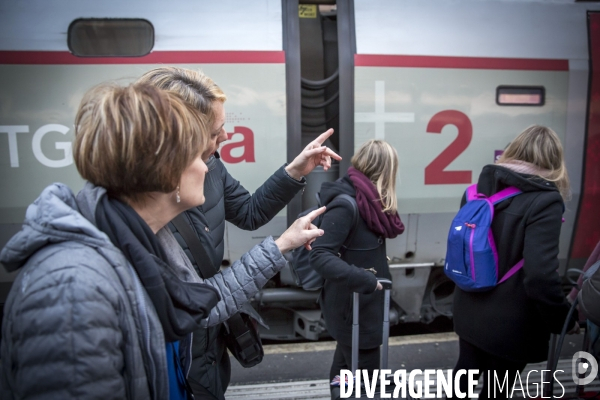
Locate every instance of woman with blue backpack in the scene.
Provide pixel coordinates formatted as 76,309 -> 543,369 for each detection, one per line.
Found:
449,125 -> 579,399
308,139 -> 405,398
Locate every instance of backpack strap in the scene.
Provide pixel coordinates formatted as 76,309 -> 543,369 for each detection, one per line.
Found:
489,186 -> 523,282
467,184 -> 522,204
489,186 -> 522,204
171,213 -> 216,279
466,184 -> 479,201
498,259 -> 524,284
330,194 -> 360,253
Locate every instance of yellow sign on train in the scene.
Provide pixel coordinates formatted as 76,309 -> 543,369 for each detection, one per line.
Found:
299,4 -> 317,18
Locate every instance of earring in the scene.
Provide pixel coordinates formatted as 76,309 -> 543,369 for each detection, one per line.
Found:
176,185 -> 181,203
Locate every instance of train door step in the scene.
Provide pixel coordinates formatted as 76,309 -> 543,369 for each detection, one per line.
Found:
225,379 -> 330,400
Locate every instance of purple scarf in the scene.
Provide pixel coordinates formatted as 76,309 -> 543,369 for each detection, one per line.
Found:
347,167 -> 405,239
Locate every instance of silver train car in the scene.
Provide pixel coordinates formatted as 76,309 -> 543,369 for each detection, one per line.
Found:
1,0 -> 599,340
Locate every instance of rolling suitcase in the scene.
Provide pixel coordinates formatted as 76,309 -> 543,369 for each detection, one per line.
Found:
332,278 -> 415,400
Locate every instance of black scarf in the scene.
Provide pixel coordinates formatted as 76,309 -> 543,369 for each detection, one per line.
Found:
95,195 -> 220,342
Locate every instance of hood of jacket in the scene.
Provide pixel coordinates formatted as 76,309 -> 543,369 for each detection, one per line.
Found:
319,175 -> 356,206
1,182 -> 112,272
477,164 -> 559,197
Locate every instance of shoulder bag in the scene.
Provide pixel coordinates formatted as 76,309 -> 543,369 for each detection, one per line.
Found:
171,213 -> 264,368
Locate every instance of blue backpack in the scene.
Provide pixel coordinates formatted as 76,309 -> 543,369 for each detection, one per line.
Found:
444,184 -> 524,292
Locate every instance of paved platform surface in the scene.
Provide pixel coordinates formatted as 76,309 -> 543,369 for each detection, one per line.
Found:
229,332 -> 460,385
226,332 -> 599,399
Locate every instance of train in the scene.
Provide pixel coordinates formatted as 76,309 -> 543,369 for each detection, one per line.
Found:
1,0 -> 599,341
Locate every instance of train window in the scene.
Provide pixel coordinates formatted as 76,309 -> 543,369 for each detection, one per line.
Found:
68,19 -> 154,57
496,86 -> 545,106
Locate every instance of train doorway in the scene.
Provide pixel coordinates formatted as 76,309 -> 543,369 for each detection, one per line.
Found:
571,11 -> 600,265
283,1 -> 354,220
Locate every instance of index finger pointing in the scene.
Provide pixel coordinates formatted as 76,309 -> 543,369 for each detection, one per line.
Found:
313,128 -> 334,145
304,206 -> 326,222
324,147 -> 342,161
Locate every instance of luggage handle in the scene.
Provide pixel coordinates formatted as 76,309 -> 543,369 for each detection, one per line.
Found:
351,278 -> 393,375
380,278 -> 392,371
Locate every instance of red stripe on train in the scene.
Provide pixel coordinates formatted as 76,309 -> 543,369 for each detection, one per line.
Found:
0,51 -> 286,65
355,54 -> 569,71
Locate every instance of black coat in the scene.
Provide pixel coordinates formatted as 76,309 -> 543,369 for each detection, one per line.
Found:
453,165 -> 576,364
309,176 -> 391,349
169,153 -> 305,399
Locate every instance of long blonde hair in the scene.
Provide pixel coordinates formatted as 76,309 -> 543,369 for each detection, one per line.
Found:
351,140 -> 399,213
497,125 -> 570,200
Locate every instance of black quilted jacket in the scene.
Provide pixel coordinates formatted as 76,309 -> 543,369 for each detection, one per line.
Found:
169,152 -> 305,399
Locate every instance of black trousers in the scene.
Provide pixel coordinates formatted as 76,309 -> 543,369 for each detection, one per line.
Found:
451,338 -> 526,399
329,341 -> 380,382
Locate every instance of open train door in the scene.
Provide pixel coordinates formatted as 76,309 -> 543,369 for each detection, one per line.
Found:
570,11 -> 600,266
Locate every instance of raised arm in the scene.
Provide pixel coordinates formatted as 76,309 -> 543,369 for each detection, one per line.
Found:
224,128 -> 341,230
201,207 -> 326,326
223,161 -> 305,230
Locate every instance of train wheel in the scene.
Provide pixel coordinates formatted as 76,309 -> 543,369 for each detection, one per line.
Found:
421,268 -> 454,323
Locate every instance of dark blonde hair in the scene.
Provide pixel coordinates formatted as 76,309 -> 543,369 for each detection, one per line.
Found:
137,67 -> 226,125
351,139 -> 399,213
73,83 -> 209,203
497,125 -> 570,200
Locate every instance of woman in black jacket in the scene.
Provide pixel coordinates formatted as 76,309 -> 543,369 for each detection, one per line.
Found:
138,67 -> 340,400
451,125 -> 578,399
309,139 -> 405,393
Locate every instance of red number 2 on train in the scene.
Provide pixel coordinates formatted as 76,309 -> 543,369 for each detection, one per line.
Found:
425,110 -> 473,185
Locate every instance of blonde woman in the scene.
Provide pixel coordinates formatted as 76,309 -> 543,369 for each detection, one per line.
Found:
137,67 -> 340,399
451,125 -> 578,399
308,139 -> 405,394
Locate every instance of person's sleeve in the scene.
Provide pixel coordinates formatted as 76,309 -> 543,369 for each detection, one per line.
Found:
569,240 -> 600,302
309,202 -> 378,294
223,163 -> 305,230
579,255 -> 600,326
580,271 -> 600,326
200,236 -> 286,327
1,249 -> 127,399
522,194 -> 576,333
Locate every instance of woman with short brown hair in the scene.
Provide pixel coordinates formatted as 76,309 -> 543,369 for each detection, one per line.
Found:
0,82 -> 324,400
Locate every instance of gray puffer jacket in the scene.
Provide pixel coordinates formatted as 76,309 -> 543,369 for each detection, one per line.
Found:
169,154 -> 305,399
0,182 -> 287,400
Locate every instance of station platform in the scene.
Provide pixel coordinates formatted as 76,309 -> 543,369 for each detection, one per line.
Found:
225,332 -> 600,399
